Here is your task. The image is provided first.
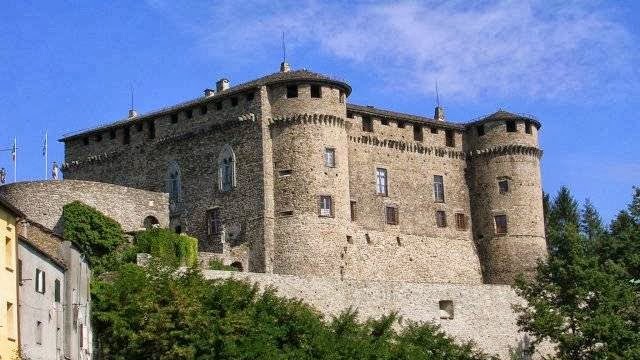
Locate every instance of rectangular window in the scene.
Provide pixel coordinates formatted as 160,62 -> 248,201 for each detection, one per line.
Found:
231,97 -> 238,106
350,201 -> 357,221
362,116 -> 373,132
433,175 -> 445,203
413,125 -> 423,141
278,169 -> 293,177
339,91 -> 345,103
477,124 -> 485,136
55,279 -> 61,303
5,236 -> 12,269
525,121 -> 532,134
376,168 -> 388,196
347,111 -> 354,119
385,206 -> 398,225
35,268 -> 45,294
36,321 -> 43,344
207,208 -> 221,238
324,148 -> 336,167
286,85 -> 298,98
123,126 -> 130,145
495,215 -> 508,234
506,120 -> 517,132
7,302 -> 15,339
498,180 -> 509,194
185,109 -> 193,119
200,105 -> 208,115
436,211 -> 447,228
170,113 -> 178,123
430,127 -> 438,134
439,300 -> 454,319
445,130 -> 455,147
455,213 -> 467,230
17,259 -> 22,285
310,85 -> 321,98
246,92 -> 255,102
147,120 -> 155,140
215,102 -> 223,110
381,118 -> 389,126
319,196 -> 333,217
397,121 -> 406,128
79,324 -> 85,348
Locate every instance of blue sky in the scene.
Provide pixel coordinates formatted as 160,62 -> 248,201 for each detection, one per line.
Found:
1,1 -> 639,223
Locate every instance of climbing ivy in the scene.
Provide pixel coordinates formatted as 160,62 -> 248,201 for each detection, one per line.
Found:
135,228 -> 198,267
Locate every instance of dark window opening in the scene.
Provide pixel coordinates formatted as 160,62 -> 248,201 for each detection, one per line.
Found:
347,111 -> 354,119
144,216 -> 159,230
230,262 -> 243,272
54,279 -> 61,302
385,206 -> 398,225
430,127 -> 438,134
455,213 -> 467,230
310,85 -> 322,98
171,113 -> 178,123
413,125 -> 423,141
109,129 -> 116,140
278,210 -> 294,217
200,105 -> 208,115
506,120 -> 517,132
278,169 -> 293,177
147,121 -> 155,139
82,137 -> 89,145
231,97 -> 238,107
439,300 -> 454,319
246,92 -> 255,102
445,130 -> 455,147
215,102 -> 223,110
95,133 -> 102,142
123,127 -> 130,145
525,121 -> 532,134
381,118 -> 389,126
135,122 -> 143,132
186,109 -> 193,119
477,124 -> 485,136
319,195 -> 333,217
207,208 -> 221,238
495,215 -> 508,234
174,225 -> 182,234
362,116 -> 373,132
436,211 -> 447,228
350,201 -> 357,221
286,85 -> 298,98
498,180 -> 509,194
397,121 -> 406,128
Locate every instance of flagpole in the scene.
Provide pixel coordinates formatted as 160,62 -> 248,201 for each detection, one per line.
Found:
13,137 -> 16,182
44,131 -> 48,180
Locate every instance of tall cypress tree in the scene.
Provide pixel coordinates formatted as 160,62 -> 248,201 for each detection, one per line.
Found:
580,198 -> 604,241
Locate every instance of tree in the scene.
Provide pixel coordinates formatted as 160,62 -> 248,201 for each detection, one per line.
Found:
548,186 -> 580,232
580,198 -> 604,241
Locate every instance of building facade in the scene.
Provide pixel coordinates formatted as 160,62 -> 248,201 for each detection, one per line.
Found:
60,63 -> 547,285
0,199 -> 21,360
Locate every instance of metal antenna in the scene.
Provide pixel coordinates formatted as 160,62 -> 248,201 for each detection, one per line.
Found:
282,31 -> 286,63
130,83 -> 134,111
435,80 -> 440,107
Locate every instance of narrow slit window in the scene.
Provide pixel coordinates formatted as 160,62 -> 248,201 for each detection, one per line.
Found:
385,205 -> 398,225
147,120 -> 155,140
433,175 -> 445,203
525,121 -> 532,134
506,120 -> 517,132
319,195 -> 333,217
376,168 -> 388,196
350,201 -> 357,221
362,116 -> 373,132
123,127 -> 130,145
495,215 -> 508,234
436,211 -> 447,228
54,279 -> 61,302
286,85 -> 298,98
310,85 -> 322,98
35,268 -> 45,294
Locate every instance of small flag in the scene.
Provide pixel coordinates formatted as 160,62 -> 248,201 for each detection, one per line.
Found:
11,138 -> 16,162
42,132 -> 48,157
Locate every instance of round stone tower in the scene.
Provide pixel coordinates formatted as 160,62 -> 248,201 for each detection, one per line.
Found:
264,64 -> 353,279
464,111 -> 547,285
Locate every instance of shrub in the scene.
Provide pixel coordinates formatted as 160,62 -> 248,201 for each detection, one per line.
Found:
135,228 -> 198,267
209,259 -> 238,271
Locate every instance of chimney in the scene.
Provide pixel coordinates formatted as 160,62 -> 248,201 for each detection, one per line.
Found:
434,106 -> 445,122
280,62 -> 291,73
203,88 -> 215,97
128,109 -> 138,118
216,78 -> 230,92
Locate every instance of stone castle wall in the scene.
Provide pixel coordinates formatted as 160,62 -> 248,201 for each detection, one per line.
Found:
203,270 -> 542,359
0,180 -> 169,235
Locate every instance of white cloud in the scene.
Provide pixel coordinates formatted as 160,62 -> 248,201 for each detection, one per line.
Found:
147,0 -> 638,101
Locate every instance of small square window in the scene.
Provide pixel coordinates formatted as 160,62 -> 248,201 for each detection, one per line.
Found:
185,109 -> 193,119
200,105 -> 208,115
362,116 -> 373,132
430,127 -> 438,134
324,148 -> 336,168
477,124 -> 485,136
170,113 -> 179,123
310,85 -> 322,98
231,97 -> 238,107
498,180 -> 509,194
319,195 -> 333,217
495,215 -> 508,235
439,300 -> 454,319
445,130 -> 455,147
506,120 -> 517,132
287,85 -> 298,98
381,118 -> 389,126
246,92 -> 255,102
436,211 -> 447,228
385,206 -> 398,225
455,213 -> 467,230
350,201 -> 357,221
397,121 -> 406,128
215,102 -> 223,110
525,122 -> 532,134
413,125 -> 423,141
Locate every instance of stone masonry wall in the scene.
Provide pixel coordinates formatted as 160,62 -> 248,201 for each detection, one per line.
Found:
203,270 -> 544,359
0,180 -> 169,235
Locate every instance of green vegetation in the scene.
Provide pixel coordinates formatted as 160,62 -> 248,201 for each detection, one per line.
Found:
92,261 -> 495,360
135,228 -> 198,267
209,258 -> 239,271
515,186 -> 640,359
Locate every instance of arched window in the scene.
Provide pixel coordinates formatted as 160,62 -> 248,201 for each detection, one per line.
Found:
143,216 -> 159,230
218,145 -> 236,192
166,161 -> 181,202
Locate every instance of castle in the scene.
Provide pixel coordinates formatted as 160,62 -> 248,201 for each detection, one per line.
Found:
59,62 -> 547,287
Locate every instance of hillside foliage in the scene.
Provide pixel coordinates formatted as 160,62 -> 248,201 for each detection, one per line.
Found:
135,228 -> 198,267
